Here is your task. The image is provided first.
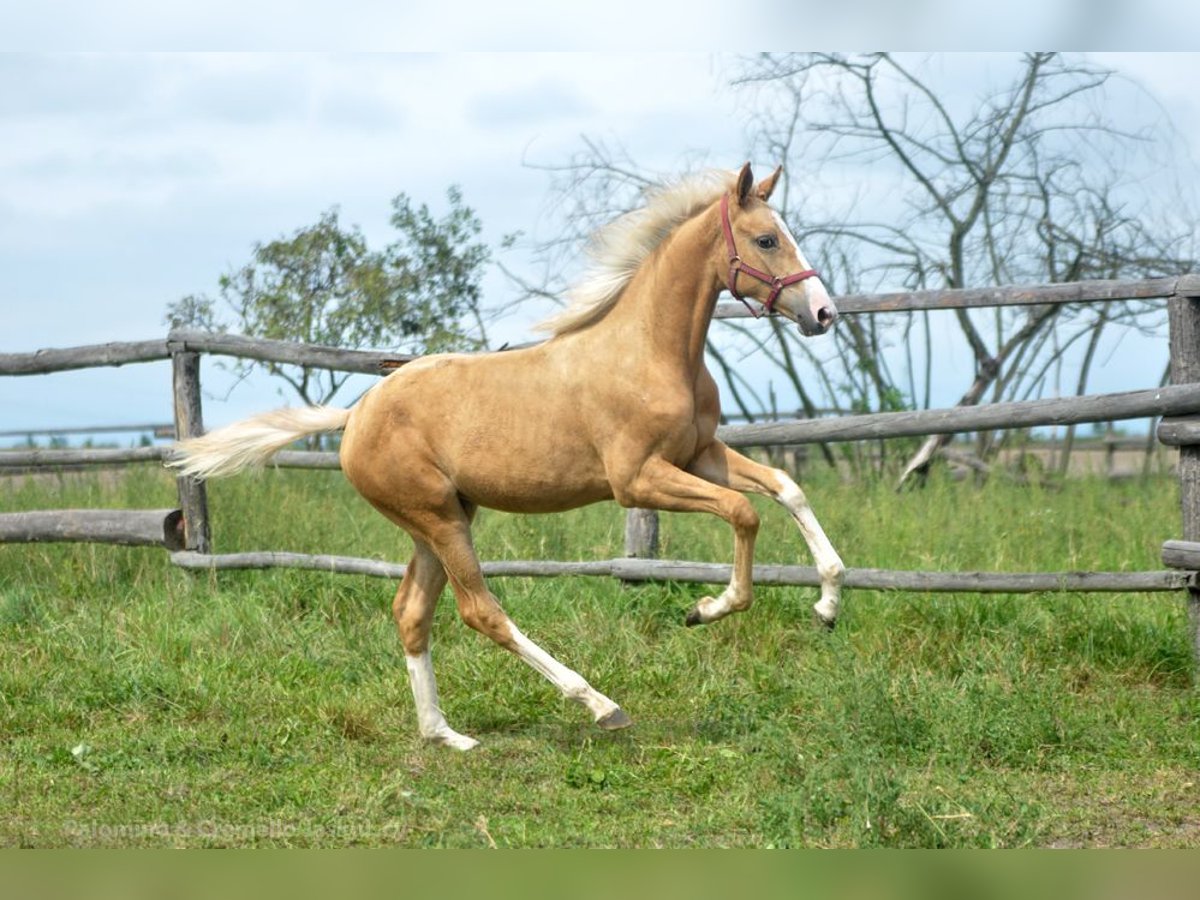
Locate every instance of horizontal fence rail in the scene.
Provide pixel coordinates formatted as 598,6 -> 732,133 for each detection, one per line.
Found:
4,274 -> 1197,378
0,339 -> 171,376
4,383 -> 1194,473
0,422 -> 174,439
169,550 -> 1193,593
0,332 -> 415,377
715,273 -> 1200,319
720,384 -> 1200,447
0,447 -> 167,467
0,508 -> 185,550
0,447 -> 343,469
1158,416 -> 1200,447
166,329 -> 417,375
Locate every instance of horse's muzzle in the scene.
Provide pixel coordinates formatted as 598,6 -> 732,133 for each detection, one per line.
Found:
798,304 -> 838,337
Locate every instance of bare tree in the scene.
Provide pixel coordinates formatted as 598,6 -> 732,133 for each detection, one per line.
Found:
509,55 -> 1195,481
733,52 -> 1195,485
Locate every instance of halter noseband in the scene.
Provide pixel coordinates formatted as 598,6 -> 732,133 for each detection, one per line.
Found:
720,192 -> 820,318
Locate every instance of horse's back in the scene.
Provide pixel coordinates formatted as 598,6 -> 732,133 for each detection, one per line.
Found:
340,348 -> 613,514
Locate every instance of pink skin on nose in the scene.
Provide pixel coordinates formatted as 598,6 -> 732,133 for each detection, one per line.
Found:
805,277 -> 838,332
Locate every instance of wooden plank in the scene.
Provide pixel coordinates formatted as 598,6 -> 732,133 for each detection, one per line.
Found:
0,447 -> 165,467
269,450 -> 342,469
1177,273 -> 1200,297
171,350 -> 211,554
0,508 -> 184,551
1157,416 -> 1200,447
167,550 -> 1189,592
720,383 -> 1200,447
170,551 -> 615,580
1169,292 -> 1200,663
624,508 -> 660,559
609,560 -> 1189,592
0,422 -> 174,439
1163,540 -> 1200,570
713,275 -> 1183,320
0,339 -> 170,375
9,436 -> 1166,472
171,550 -> 409,578
168,329 -> 415,376
0,447 -> 339,470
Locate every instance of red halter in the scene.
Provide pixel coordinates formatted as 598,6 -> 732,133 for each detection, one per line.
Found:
720,192 -> 820,318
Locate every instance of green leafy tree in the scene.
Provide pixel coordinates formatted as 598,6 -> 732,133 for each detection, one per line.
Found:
167,186 -> 491,408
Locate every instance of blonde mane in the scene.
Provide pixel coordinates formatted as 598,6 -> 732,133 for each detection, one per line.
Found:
536,169 -> 732,336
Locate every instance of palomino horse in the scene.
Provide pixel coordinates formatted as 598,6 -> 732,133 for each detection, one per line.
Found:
170,163 -> 845,750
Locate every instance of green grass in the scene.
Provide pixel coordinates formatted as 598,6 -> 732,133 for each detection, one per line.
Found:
1,464 -> 1198,847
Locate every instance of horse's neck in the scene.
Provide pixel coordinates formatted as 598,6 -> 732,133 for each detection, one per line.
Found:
597,208 -> 721,377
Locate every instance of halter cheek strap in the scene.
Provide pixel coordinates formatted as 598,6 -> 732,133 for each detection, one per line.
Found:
720,193 -> 820,318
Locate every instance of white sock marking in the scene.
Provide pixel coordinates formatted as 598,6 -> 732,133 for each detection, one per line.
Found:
775,472 -> 845,620
507,623 -> 620,722
405,652 -> 479,751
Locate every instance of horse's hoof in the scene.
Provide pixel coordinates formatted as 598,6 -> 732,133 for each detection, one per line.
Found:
813,612 -> 837,632
685,607 -> 704,627
597,707 -> 633,731
812,597 -> 838,631
431,731 -> 480,751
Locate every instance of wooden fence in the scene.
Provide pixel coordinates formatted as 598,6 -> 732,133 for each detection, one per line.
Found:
4,275 -> 1200,656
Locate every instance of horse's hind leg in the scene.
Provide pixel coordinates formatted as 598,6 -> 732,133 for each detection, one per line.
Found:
394,541 -> 480,750
422,507 -> 631,736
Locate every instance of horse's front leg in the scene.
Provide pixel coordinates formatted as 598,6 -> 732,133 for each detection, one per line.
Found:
688,441 -> 845,628
612,456 -> 759,626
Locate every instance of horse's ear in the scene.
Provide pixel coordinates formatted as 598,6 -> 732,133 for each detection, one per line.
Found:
735,162 -> 754,207
756,165 -> 783,202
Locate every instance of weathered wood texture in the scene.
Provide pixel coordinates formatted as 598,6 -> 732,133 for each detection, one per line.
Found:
0,447 -> 341,471
171,350 -> 210,554
269,451 -> 342,469
715,274 -> 1196,320
0,509 -> 184,550
0,340 -> 170,375
720,383 -> 1200,448
611,560 -> 1190,592
0,447 -> 166,467
0,422 -> 174,439
1168,293 -> 1200,663
0,332 -> 411,378
1158,416 -> 1200,447
167,329 -> 415,375
170,551 -> 614,580
1163,541 -> 1200,571
624,508 -> 660,559
168,549 -> 1189,592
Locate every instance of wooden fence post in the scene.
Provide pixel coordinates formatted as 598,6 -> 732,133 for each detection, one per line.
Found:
624,508 -> 659,559
1168,284 -> 1200,667
170,347 -> 211,554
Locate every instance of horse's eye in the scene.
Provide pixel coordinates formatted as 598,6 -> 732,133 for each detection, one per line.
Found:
755,235 -> 778,250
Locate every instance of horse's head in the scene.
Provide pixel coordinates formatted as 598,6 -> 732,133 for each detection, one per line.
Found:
718,163 -> 837,336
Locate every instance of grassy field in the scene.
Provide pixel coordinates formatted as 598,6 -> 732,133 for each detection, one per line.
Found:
1,463 -> 1197,847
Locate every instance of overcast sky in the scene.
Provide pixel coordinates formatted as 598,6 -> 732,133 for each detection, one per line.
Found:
1,50 -> 1198,443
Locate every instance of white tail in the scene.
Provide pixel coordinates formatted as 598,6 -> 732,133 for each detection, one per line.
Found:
166,406 -> 352,479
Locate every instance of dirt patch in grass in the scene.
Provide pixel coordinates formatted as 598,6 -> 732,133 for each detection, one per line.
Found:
1035,769 -> 1200,848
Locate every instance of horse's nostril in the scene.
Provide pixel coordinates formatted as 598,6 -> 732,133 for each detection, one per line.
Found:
817,306 -> 837,326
